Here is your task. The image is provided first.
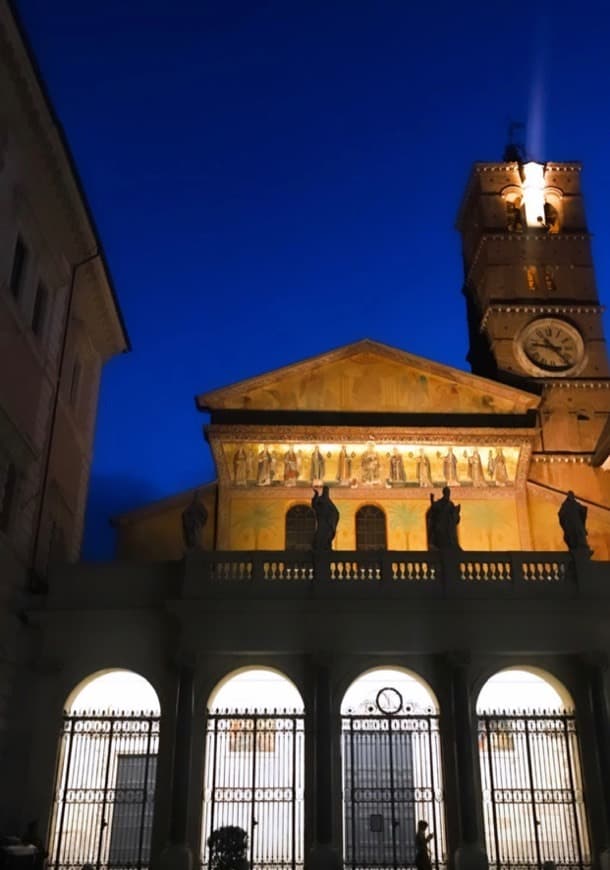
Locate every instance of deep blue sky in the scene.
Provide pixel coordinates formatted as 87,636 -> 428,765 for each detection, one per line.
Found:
15,0 -> 610,558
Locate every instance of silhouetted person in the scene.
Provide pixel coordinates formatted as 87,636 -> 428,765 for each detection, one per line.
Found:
311,485 -> 339,551
415,820 -> 433,870
558,490 -> 591,554
427,486 -> 461,550
181,490 -> 208,550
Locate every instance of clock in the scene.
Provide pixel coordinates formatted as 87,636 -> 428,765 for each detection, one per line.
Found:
375,687 -> 403,715
516,318 -> 585,376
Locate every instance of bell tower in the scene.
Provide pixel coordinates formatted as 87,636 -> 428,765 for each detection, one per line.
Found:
457,158 -> 609,385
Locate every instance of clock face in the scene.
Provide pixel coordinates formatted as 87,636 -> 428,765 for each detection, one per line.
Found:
375,687 -> 403,715
517,319 -> 585,375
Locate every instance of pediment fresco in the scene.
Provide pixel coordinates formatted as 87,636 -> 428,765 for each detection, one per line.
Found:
198,341 -> 538,415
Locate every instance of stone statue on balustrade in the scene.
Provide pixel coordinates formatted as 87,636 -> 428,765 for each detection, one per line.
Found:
181,490 -> 208,551
558,491 -> 592,555
427,486 -> 461,551
311,485 -> 339,551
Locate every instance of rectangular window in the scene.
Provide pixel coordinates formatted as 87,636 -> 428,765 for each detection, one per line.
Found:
69,358 -> 81,407
9,236 -> 27,298
0,462 -> 17,533
31,282 -> 48,337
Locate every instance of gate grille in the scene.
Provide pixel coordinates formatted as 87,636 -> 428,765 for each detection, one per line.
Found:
342,710 -> 445,870
478,711 -> 591,870
50,711 -> 159,870
202,711 -> 305,870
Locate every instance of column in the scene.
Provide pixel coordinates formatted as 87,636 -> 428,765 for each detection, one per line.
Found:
157,663 -> 195,870
580,654 -> 610,870
308,657 -> 341,870
446,652 -> 488,870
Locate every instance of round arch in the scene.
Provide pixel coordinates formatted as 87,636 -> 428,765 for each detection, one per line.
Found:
49,669 -> 160,870
203,667 -> 305,869
476,665 -> 573,713
207,665 -> 304,712
476,667 -> 589,870
341,665 -> 439,714
340,667 -> 445,870
65,668 -> 161,713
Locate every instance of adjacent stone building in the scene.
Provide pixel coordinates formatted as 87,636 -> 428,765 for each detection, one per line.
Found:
0,0 -> 128,819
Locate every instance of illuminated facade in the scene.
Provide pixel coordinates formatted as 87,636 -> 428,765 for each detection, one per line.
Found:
0,39 -> 608,864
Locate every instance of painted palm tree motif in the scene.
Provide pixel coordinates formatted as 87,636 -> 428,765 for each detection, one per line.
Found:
231,503 -> 278,549
387,503 -> 424,550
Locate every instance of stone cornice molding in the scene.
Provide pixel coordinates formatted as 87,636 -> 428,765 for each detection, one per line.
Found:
531,453 -> 592,464
480,303 -> 604,331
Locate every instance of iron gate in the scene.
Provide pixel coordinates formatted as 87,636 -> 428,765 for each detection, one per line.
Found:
50,711 -> 159,870
478,711 -> 591,870
202,710 -> 305,870
342,689 -> 445,870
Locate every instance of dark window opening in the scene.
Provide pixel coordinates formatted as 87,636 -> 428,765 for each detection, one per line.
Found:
285,504 -> 315,550
0,462 -> 17,533
9,236 -> 27,298
356,505 -> 387,551
31,282 -> 48,337
69,358 -> 81,407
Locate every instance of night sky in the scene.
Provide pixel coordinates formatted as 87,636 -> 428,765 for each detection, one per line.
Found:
14,0 -> 610,558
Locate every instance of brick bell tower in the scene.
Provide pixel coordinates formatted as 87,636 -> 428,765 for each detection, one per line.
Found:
457,150 -> 610,458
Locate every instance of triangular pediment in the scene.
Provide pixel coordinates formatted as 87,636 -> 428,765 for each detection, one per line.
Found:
197,339 -> 539,415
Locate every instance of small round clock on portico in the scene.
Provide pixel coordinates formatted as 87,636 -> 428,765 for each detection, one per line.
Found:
376,687 -> 403,715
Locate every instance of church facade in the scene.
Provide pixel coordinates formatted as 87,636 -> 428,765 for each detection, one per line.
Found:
8,160 -> 610,870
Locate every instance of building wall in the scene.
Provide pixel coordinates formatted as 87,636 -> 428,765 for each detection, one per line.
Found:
0,0 -> 128,818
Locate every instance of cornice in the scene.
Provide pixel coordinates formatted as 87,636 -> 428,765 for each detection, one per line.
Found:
542,380 -> 610,390
480,303 -> 604,331
531,453 -> 592,464
473,162 -> 582,174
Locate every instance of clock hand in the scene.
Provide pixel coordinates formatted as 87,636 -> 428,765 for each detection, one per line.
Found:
530,340 -> 571,364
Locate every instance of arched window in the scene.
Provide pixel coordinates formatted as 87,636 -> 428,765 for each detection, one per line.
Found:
356,505 -> 386,550
505,197 -> 524,232
285,504 -> 315,550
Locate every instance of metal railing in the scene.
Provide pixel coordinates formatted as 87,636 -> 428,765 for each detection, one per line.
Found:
50,711 -> 159,870
341,710 -> 445,870
202,710 -> 305,870
478,711 -> 590,870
